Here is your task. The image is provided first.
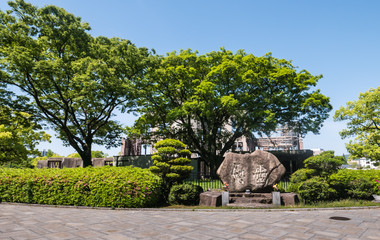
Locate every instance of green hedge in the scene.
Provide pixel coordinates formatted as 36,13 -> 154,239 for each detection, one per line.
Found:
0,166 -> 162,208
290,169 -> 380,203
329,169 -> 380,199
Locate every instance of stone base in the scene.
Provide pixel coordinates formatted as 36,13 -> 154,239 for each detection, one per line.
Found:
200,191 -> 299,207
230,192 -> 299,206
280,193 -> 299,206
229,193 -> 273,204
199,192 -> 222,207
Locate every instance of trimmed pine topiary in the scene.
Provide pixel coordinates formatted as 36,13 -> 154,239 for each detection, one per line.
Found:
149,139 -> 193,202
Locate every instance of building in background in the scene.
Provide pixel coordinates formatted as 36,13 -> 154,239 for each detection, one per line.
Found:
310,148 -> 324,156
40,149 -> 48,157
349,157 -> 379,169
231,126 -> 303,152
121,125 -> 304,156
120,138 -> 142,156
120,138 -> 151,156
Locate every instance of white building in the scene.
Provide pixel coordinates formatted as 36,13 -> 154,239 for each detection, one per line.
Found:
350,157 -> 378,169
310,148 -> 324,156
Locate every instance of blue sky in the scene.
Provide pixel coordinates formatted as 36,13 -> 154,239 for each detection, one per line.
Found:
2,0 -> 379,157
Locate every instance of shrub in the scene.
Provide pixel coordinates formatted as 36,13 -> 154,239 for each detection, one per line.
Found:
288,183 -> 301,193
304,151 -> 345,177
329,169 -> 380,199
168,183 -> 203,206
298,177 -> 337,203
328,169 -> 361,198
290,168 -> 317,184
289,151 -> 345,197
347,178 -> 374,200
0,166 -> 162,208
375,180 -> 380,195
289,168 -> 317,193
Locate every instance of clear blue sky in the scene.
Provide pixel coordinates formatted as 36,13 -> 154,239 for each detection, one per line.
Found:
2,0 -> 379,157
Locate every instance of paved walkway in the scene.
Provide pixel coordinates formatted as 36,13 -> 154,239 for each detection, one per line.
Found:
1,203 -> 379,240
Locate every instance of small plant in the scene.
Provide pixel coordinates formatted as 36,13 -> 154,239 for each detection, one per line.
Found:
168,183 -> 203,206
223,182 -> 229,191
277,180 -> 292,192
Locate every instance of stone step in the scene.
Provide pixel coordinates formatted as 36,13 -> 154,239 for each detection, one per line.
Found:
229,193 -> 272,198
230,196 -> 272,204
227,202 -> 276,208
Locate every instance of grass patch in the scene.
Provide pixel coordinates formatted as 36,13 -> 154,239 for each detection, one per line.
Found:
162,199 -> 380,210
161,205 -> 256,210
282,199 -> 380,209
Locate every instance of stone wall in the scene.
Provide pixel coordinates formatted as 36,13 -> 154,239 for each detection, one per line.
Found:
37,157 -> 114,169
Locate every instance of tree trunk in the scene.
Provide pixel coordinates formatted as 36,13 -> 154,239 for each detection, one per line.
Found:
203,153 -> 224,178
78,146 -> 92,167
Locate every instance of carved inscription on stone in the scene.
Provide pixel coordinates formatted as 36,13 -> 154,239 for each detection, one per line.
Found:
253,165 -> 267,186
232,163 -> 245,186
217,150 -> 286,192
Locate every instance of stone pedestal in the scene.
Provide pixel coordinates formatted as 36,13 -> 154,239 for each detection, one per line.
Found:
199,192 -> 222,207
281,193 -> 299,206
221,191 -> 229,206
272,191 -> 281,206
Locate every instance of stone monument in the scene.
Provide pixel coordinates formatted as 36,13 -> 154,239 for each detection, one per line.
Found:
217,150 -> 286,192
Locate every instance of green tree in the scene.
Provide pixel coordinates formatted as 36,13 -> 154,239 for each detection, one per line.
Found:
334,87 -> 380,162
0,83 -> 50,167
149,139 -> 193,201
0,0 -> 153,166
0,109 -> 50,167
46,149 -> 55,158
66,150 -> 107,158
131,49 -> 332,174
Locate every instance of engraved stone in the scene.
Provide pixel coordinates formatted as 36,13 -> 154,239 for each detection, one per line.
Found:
217,150 -> 286,192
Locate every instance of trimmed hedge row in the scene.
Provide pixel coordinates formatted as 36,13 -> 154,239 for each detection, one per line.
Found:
0,166 -> 162,208
291,169 -> 380,203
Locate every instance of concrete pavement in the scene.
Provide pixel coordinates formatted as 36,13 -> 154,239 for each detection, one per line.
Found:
1,203 -> 379,240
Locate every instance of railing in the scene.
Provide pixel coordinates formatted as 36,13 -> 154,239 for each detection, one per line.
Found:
184,173 -> 223,191
185,172 -> 292,192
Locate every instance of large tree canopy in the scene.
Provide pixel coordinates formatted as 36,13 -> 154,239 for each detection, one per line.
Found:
131,49 -> 332,173
0,83 -> 50,167
334,87 -> 380,162
0,0 -> 153,166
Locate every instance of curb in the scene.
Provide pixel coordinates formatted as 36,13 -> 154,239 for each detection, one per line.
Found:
1,202 -> 379,212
